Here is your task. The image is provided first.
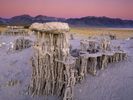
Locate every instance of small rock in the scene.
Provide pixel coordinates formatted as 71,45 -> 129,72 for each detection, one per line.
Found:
6,79 -> 21,87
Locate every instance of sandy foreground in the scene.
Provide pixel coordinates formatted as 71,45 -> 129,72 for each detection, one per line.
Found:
0,35 -> 133,100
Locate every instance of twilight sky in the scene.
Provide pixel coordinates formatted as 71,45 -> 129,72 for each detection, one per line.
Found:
0,0 -> 133,20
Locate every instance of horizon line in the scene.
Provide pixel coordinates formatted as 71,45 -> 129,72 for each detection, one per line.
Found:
0,14 -> 133,21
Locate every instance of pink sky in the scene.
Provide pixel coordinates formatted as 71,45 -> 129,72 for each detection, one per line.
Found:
0,0 -> 133,20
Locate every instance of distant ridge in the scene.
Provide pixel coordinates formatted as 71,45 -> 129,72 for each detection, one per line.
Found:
0,15 -> 133,28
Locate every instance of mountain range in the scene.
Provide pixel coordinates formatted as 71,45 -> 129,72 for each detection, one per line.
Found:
0,15 -> 133,28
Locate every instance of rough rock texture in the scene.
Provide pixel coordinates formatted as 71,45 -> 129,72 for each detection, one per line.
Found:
30,22 -> 70,33
13,37 -> 32,51
76,37 -> 127,77
4,26 -> 29,36
29,22 -> 76,100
